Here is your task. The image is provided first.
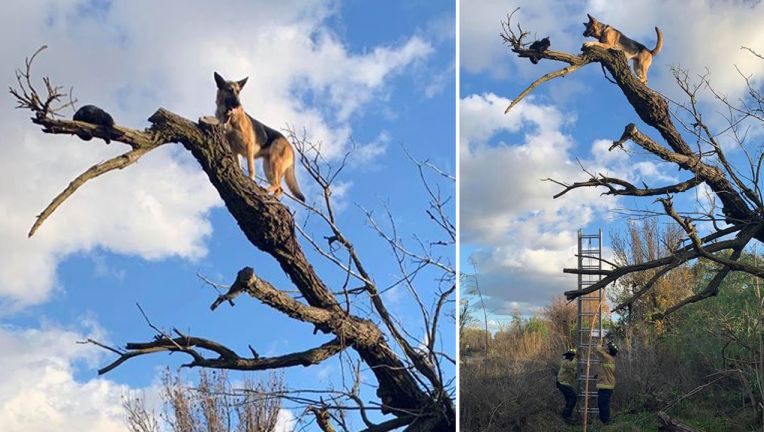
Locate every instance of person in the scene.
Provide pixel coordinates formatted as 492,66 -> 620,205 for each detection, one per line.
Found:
556,348 -> 577,424
594,340 -> 618,424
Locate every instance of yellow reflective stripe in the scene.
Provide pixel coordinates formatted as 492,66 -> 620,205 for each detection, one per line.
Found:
597,384 -> 615,389
601,363 -> 615,369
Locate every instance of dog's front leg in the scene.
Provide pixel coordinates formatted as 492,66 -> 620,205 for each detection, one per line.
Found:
583,41 -> 608,49
246,151 -> 256,181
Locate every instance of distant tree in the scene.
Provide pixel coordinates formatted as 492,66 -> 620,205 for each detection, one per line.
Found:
609,220 -> 695,337
123,369 -> 283,432
463,261 -> 490,357
459,297 -> 476,339
502,9 -> 764,317
460,327 -> 490,356
541,296 -> 576,349
11,46 -> 455,431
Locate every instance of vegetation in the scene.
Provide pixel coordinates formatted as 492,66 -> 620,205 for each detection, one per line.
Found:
123,370 -> 284,432
460,223 -> 763,431
462,8 -> 764,431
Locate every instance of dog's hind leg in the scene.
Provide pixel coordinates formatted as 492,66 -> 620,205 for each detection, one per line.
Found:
264,155 -> 284,199
633,54 -> 651,84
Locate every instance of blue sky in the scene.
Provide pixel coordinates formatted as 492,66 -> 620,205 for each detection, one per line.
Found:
0,1 -> 454,430
460,0 -> 764,328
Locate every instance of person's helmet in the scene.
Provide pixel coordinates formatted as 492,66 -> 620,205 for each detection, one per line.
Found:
606,341 -> 619,355
563,348 -> 576,359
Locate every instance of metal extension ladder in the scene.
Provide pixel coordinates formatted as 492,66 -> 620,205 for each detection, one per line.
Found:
576,229 -> 604,418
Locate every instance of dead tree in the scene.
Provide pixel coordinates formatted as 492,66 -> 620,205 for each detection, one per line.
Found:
501,9 -> 764,318
11,46 -> 455,431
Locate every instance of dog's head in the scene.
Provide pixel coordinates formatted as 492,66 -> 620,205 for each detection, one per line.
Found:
214,72 -> 248,113
582,14 -> 604,38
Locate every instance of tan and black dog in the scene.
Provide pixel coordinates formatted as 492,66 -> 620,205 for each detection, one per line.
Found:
214,72 -> 305,202
582,14 -> 663,84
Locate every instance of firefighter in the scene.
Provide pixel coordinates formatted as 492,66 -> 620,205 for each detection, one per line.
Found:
556,348 -> 577,424
594,340 -> 618,424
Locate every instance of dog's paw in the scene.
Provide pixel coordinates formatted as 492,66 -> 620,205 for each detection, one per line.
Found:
199,115 -> 221,126
582,41 -> 596,48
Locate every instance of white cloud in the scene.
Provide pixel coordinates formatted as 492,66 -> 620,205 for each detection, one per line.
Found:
0,134 -> 218,310
275,409 -> 297,432
0,321 -> 139,432
461,93 -> 679,315
460,93 -> 609,243
0,0 -> 434,310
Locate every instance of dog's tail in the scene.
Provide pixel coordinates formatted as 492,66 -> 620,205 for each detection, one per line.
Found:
651,27 -> 663,56
285,163 -> 305,202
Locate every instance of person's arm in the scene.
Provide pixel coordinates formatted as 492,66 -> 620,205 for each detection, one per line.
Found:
593,344 -> 605,360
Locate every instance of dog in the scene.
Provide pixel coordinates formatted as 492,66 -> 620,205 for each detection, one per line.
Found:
582,14 -> 663,84
214,72 -> 305,202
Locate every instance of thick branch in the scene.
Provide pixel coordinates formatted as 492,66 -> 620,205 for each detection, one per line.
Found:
87,335 -> 346,375
563,237 -> 746,300
548,173 -> 702,199
308,406 -> 336,432
659,198 -> 763,276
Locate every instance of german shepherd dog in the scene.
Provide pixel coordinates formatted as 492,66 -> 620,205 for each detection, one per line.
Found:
582,14 -> 663,84
214,72 -> 305,202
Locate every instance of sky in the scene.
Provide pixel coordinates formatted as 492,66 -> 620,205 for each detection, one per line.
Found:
460,0 -> 764,329
0,1 -> 455,431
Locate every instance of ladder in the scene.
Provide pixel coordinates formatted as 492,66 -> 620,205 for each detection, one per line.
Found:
576,229 -> 604,418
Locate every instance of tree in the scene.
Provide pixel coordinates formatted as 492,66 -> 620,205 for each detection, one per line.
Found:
501,9 -> 764,317
123,369 -> 284,432
609,220 -> 695,327
11,46 -> 455,431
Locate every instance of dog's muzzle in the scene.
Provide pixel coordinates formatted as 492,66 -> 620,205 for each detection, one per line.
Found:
223,94 -> 241,110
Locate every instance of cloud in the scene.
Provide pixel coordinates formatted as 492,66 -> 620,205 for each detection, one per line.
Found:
461,93 -> 678,316
275,409 -> 297,432
0,0 -> 434,310
0,137 -> 219,311
0,321 -> 141,432
460,93 -> 611,243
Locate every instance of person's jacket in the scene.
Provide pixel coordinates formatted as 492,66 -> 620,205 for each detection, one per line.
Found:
594,346 -> 616,389
557,357 -> 576,387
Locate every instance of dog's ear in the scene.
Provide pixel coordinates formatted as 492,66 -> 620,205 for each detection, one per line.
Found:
237,77 -> 249,90
214,72 -> 226,89
586,13 -> 596,22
